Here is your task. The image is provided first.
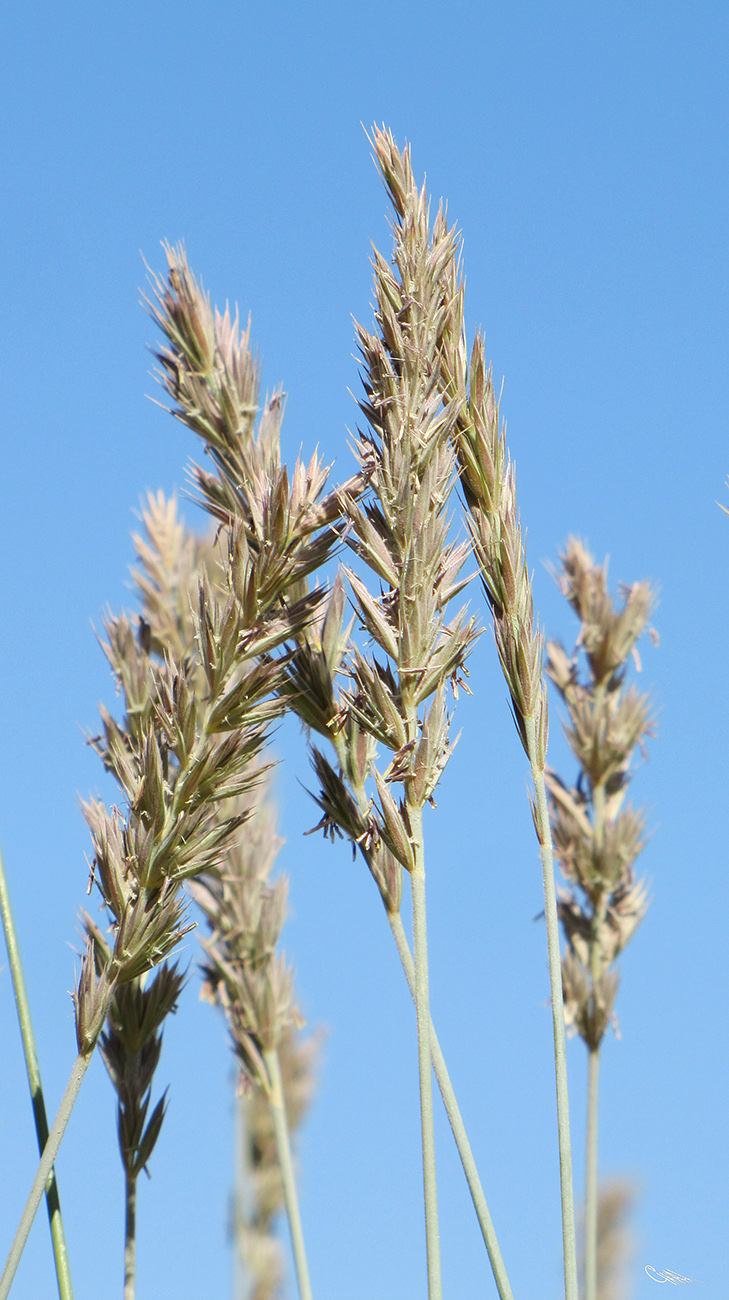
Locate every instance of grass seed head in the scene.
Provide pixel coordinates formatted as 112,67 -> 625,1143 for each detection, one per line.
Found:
547,541 -> 655,1049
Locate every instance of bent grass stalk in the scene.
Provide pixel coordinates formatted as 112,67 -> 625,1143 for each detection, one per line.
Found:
387,910 -> 513,1300
0,847 -> 74,1300
0,1052 -> 91,1300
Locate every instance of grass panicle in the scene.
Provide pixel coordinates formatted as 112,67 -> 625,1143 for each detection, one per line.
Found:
1,263 -> 341,1292
284,127 -> 518,1300
279,130 -> 518,1300
337,124 -> 484,1300
545,538 -> 655,1300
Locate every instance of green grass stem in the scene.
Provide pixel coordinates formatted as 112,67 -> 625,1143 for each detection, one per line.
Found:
124,1171 -> 137,1300
0,1051 -> 90,1300
585,1048 -> 600,1300
334,739 -> 509,1294
525,714 -> 578,1300
407,798 -> 443,1300
263,1047 -> 313,1300
387,909 -> 514,1300
0,846 -> 75,1300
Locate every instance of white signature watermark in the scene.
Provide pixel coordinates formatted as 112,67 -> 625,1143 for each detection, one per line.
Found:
645,1266 -> 706,1286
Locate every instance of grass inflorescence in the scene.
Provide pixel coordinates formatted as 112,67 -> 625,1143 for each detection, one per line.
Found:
0,129 -> 661,1300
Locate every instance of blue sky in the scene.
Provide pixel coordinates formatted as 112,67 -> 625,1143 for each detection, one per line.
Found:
1,3 -> 728,1297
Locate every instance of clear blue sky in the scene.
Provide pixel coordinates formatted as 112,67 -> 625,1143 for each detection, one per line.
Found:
1,3 -> 727,1297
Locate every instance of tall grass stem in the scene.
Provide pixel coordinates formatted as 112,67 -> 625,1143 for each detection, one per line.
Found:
124,1172 -> 137,1300
263,1048 -> 313,1300
585,1048 -> 600,1300
0,847 -> 75,1300
525,714 -> 578,1300
387,910 -> 514,1300
334,732 -> 511,1294
0,1052 -> 90,1300
408,802 -> 443,1300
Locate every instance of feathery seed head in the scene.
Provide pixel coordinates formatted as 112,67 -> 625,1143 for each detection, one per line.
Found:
547,541 -> 655,1050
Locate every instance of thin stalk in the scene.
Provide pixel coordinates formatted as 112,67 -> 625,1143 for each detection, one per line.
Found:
407,798 -> 442,1300
124,1172 -> 137,1300
0,1052 -> 91,1300
335,742 -> 506,1293
263,1048 -> 312,1300
525,713 -> 578,1300
388,909 -> 514,1300
0,847 -> 74,1300
584,1048 -> 600,1300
